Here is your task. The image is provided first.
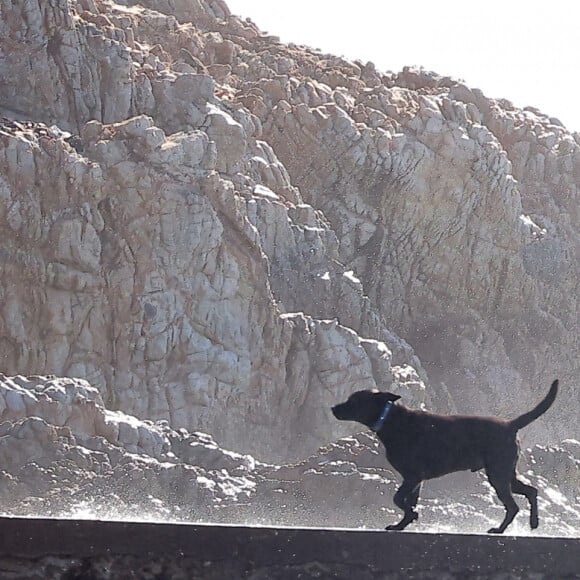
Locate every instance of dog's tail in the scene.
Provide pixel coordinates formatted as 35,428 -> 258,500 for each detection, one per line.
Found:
510,380 -> 558,431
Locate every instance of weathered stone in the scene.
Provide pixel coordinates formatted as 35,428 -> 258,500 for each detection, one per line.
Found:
173,73 -> 215,104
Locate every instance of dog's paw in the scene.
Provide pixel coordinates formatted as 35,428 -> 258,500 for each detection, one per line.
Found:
385,512 -> 418,531
487,527 -> 504,534
530,516 -> 539,529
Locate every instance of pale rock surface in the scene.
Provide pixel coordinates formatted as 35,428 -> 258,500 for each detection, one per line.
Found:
238,57 -> 579,441
0,0 -> 577,497
0,112 -> 416,460
0,0 -> 428,462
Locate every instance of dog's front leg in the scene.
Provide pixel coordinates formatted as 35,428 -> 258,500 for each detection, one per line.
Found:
385,479 -> 422,531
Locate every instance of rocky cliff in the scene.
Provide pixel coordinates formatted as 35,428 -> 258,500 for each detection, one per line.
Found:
0,0 -> 577,495
0,0 -> 433,463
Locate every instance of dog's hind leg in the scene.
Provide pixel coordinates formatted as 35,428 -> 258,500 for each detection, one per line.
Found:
385,479 -> 422,531
486,470 -> 520,534
511,475 -> 539,529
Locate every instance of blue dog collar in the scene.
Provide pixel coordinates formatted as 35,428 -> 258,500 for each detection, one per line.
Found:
371,401 -> 393,432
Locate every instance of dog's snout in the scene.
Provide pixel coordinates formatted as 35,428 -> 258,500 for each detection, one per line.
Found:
332,402 -> 348,420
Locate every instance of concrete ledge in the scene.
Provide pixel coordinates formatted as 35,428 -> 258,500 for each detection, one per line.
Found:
0,517 -> 578,579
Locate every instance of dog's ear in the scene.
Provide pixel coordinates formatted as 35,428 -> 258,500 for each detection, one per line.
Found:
385,392 -> 401,402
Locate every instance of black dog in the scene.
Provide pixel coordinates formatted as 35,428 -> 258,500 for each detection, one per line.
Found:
332,380 -> 558,534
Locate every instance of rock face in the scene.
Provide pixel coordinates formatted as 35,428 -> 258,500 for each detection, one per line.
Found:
0,0 -> 577,478
0,0 -> 430,463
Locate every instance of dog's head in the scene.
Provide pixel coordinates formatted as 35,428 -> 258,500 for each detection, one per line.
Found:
331,390 -> 401,428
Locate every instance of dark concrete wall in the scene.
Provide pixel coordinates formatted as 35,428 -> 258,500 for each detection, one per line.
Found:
0,517 -> 577,579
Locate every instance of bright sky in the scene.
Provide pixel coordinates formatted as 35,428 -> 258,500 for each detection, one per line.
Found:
226,1 -> 580,132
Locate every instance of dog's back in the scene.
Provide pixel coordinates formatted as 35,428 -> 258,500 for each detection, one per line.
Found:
377,405 -> 517,479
